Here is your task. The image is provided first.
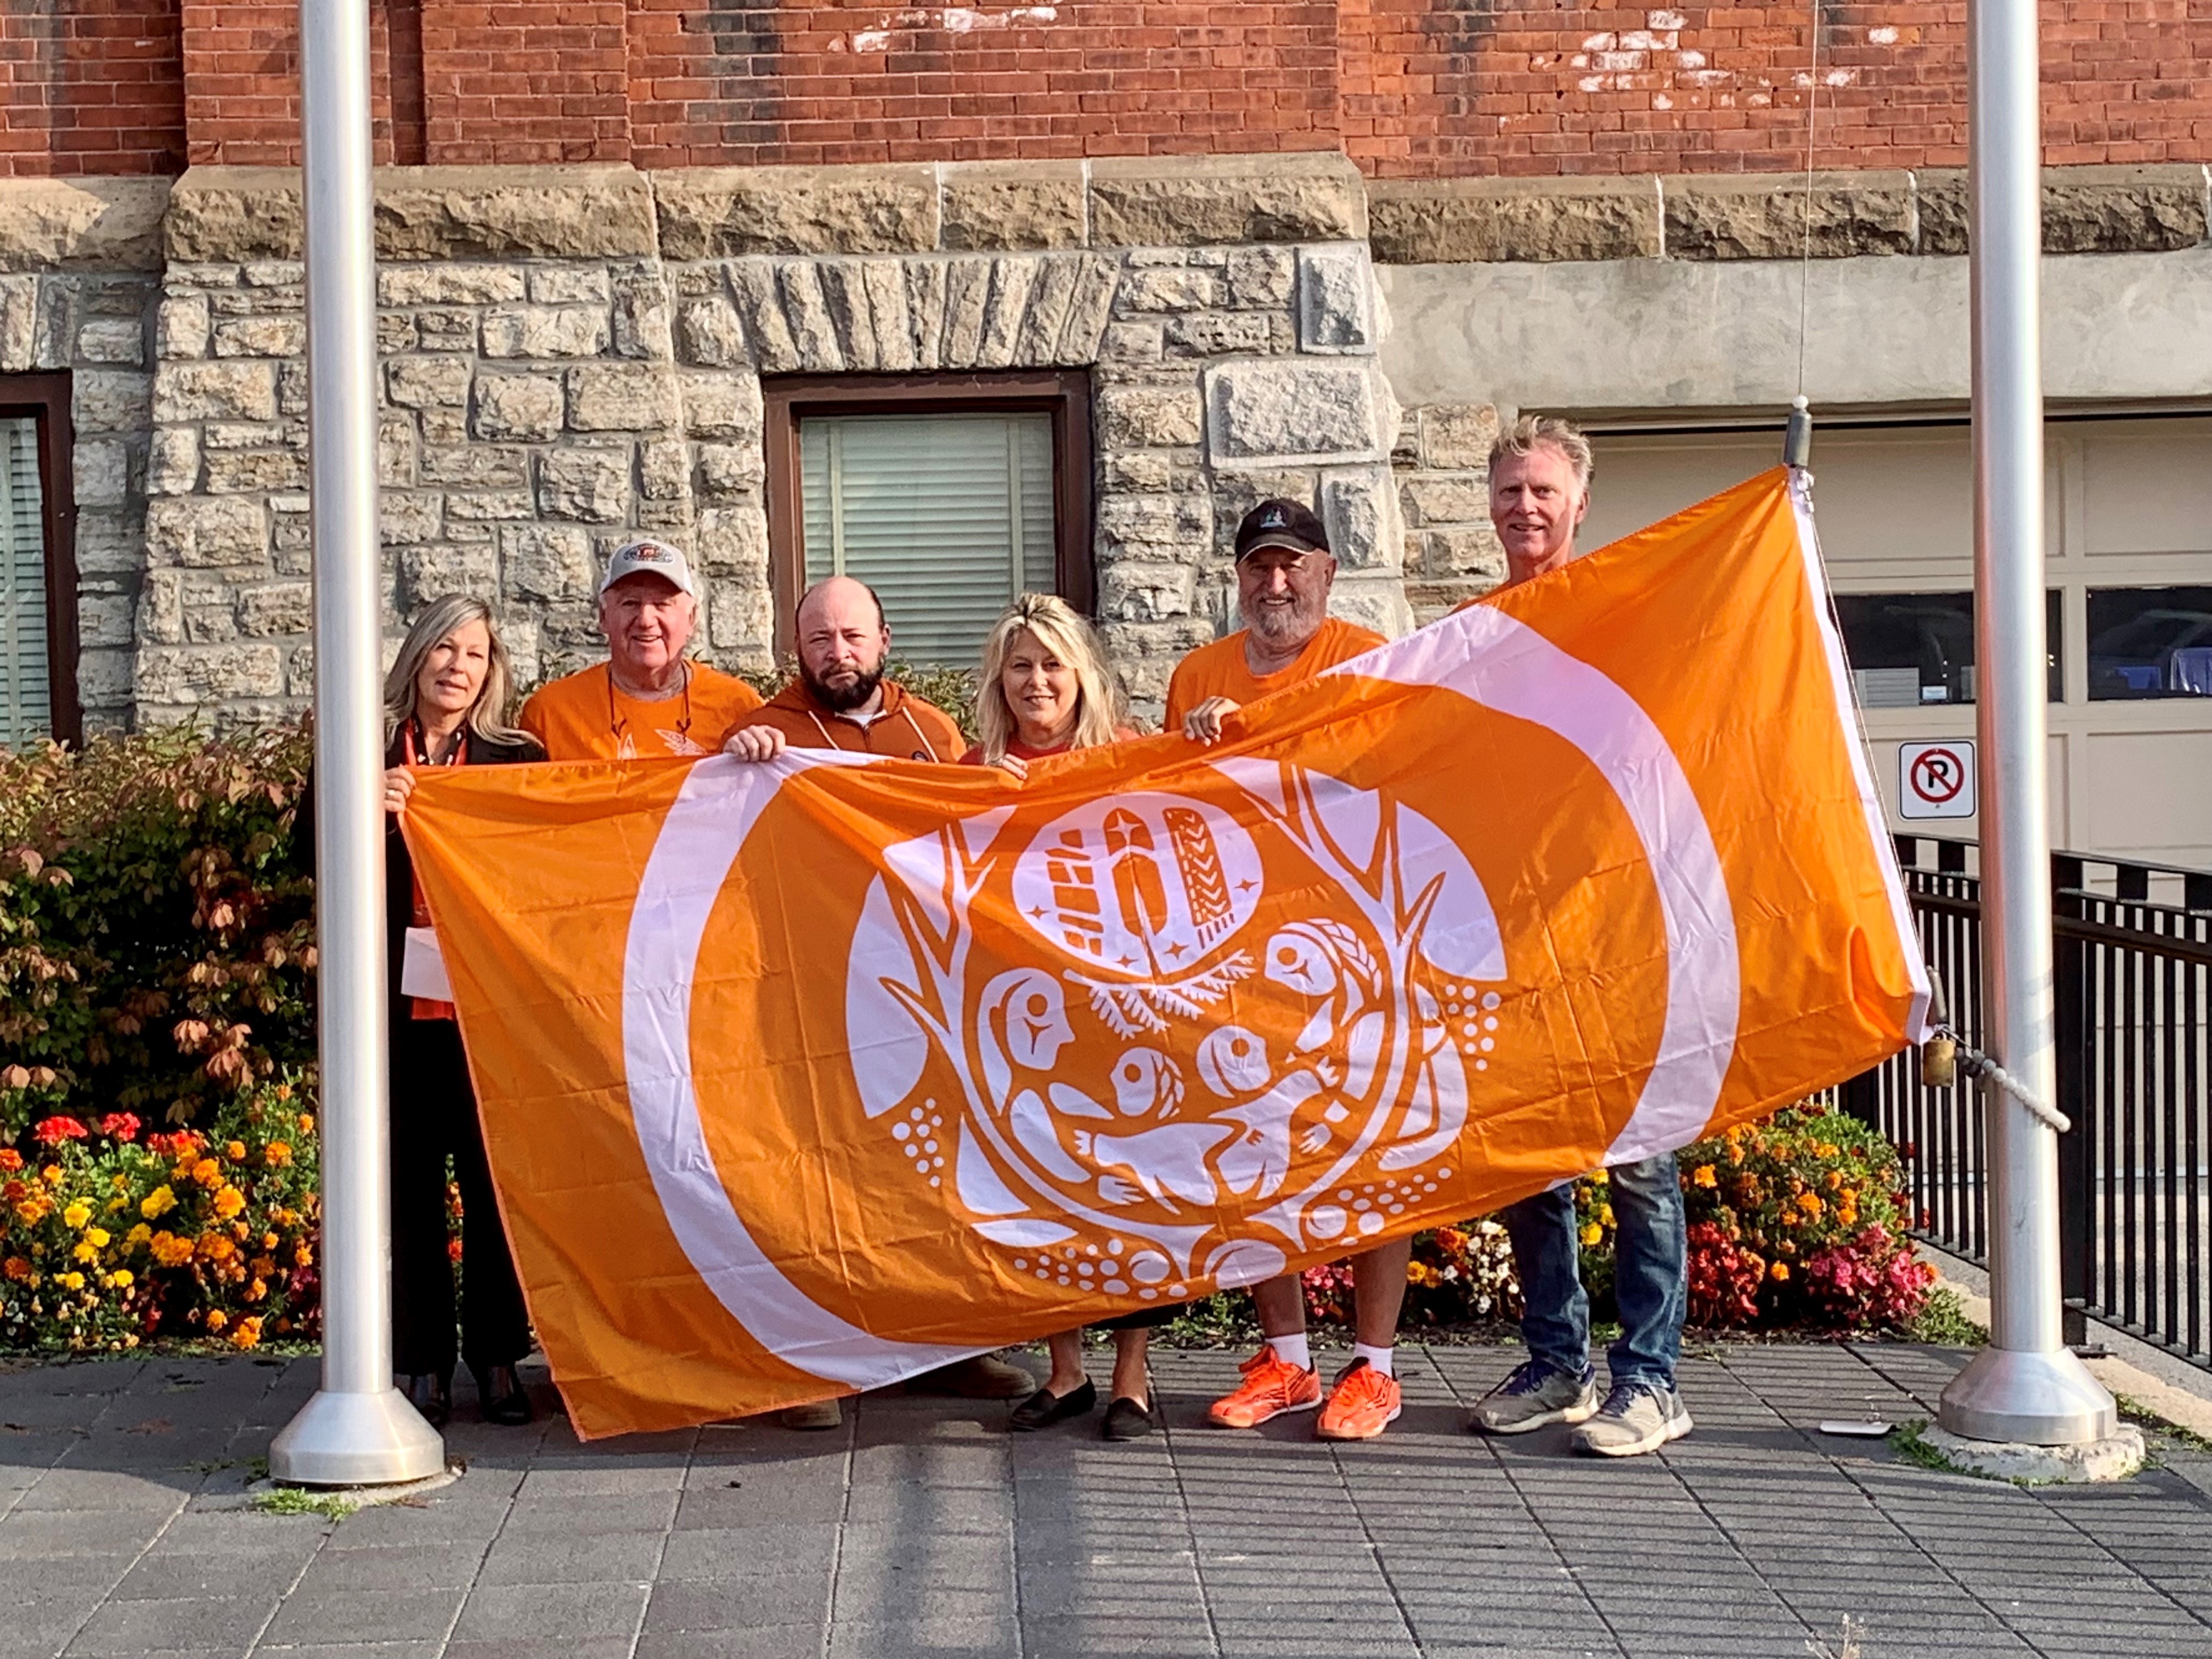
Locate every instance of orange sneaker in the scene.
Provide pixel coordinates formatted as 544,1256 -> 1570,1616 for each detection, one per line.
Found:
1316,1359 -> 1402,1441
1207,1346 -> 1323,1428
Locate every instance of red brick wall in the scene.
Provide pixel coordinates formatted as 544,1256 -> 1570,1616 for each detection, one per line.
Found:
627,0 -> 1341,168
1,0 -> 185,177
1344,0 -> 2212,176
6,0 -> 2210,180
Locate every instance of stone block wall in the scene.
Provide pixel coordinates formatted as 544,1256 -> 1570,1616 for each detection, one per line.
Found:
91,153 -> 1407,726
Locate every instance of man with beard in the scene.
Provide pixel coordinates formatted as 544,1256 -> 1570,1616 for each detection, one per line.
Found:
1464,415 -> 1694,1459
1169,499 -> 1408,1442
519,539 -> 761,760
723,574 -> 963,763
723,572 -> 1029,1425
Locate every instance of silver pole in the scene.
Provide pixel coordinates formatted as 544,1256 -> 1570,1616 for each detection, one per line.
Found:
1936,0 -> 2114,1447
269,0 -> 444,1486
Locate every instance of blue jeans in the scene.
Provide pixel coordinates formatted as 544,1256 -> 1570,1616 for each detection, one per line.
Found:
1499,1153 -> 1686,1393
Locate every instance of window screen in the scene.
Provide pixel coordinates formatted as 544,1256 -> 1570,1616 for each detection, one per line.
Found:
2086,586 -> 2212,700
799,411 -> 1057,666
0,415 -> 48,749
1832,590 -> 2062,707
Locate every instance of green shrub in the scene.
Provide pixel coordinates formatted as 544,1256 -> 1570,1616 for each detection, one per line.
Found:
0,726 -> 317,1141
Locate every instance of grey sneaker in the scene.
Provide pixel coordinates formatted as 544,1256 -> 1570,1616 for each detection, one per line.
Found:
1470,1359 -> 1599,1435
1568,1381 -> 1692,1457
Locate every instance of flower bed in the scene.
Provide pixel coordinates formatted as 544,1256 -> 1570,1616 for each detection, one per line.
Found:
1,1080 -> 320,1353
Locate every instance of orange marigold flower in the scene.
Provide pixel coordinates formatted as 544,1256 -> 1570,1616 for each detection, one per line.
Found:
198,1233 -> 234,1261
296,1113 -> 313,1136
1797,1192 -> 1824,1216
15,1197 -> 49,1226
447,1238 -> 464,1263
247,1277 -> 267,1301
190,1158 -> 221,1188
292,1244 -> 313,1268
229,1316 -> 263,1350
262,1141 -> 292,1167
1691,1165 -> 1718,1188
0,1149 -> 21,1172
205,1308 -> 228,1332
40,1165 -> 63,1187
2,1257 -> 29,1282
224,1140 -> 246,1162
1770,1261 -> 1790,1282
261,1232 -> 278,1250
150,1231 -> 194,1267
212,1187 -> 246,1221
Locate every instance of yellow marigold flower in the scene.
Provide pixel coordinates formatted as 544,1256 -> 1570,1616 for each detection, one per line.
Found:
61,1199 -> 92,1229
108,1268 -> 133,1289
212,1187 -> 246,1221
205,1308 -> 227,1332
57,1271 -> 85,1291
84,1227 -> 109,1249
1599,1204 -> 1616,1228
140,1185 -> 176,1220
190,1158 -> 221,1187
125,1222 -> 150,1247
1587,1169 -> 1608,1185
1579,1222 -> 1603,1246
224,1140 -> 246,1162
1691,1165 -> 1718,1189
1770,1261 -> 1790,1282
229,1316 -> 263,1350
72,1240 -> 98,1263
263,1142 -> 292,1167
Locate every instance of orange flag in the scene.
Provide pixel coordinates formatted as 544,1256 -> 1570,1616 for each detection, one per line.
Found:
402,467 -> 1927,1437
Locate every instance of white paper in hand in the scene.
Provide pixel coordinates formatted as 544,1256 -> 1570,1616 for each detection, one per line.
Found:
400,926 -> 453,1002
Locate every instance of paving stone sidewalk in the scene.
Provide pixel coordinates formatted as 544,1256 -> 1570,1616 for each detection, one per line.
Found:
4,1340 -> 2210,1659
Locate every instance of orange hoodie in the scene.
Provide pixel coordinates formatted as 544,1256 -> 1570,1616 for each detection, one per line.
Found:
735,677 -> 965,763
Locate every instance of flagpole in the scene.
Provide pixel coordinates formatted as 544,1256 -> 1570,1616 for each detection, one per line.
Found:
268,0 -> 445,1486
1935,0 -> 2115,1447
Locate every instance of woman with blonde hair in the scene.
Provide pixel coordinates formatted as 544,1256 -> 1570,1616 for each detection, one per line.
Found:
366,595 -> 541,1426
962,594 -> 1159,1439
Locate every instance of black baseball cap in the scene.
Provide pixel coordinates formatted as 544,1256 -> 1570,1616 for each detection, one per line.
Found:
1233,497 -> 1329,562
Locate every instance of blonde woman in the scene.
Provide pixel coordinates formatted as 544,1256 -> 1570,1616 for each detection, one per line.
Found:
370,596 -> 541,1427
962,595 -> 1157,1440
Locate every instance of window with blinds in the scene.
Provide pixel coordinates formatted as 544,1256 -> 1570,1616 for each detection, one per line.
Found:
0,415 -> 48,750
799,411 -> 1057,666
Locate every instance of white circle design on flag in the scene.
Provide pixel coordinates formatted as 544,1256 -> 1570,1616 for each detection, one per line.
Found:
620,607 -> 1740,1385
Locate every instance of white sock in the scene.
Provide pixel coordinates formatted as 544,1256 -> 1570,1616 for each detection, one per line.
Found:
1266,1333 -> 1312,1372
1353,1342 -> 1395,1378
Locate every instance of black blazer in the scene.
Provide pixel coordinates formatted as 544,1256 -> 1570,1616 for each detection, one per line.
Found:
300,726 -> 544,1033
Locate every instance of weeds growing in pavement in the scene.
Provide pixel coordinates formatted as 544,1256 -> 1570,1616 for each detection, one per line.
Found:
1899,1284 -> 1987,1347
252,1485 -> 356,1522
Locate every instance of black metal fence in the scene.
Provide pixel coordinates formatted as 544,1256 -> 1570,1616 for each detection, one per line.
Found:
1842,837 -> 2212,1370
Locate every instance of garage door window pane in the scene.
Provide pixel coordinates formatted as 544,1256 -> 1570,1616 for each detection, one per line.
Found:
0,415 -> 48,749
2087,586 -> 2212,699
800,412 -> 1057,667
1833,590 -> 2062,707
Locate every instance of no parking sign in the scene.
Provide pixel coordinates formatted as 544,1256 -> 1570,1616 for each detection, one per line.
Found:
1899,740 -> 1975,820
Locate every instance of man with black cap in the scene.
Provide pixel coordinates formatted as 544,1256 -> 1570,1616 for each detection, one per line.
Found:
1165,497 -> 1384,741
1170,499 -> 1408,1442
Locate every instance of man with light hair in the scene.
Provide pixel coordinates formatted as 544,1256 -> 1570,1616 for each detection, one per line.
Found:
519,538 -> 761,761
1465,413 -> 1695,1458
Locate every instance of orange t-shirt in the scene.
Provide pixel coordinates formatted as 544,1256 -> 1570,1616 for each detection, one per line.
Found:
518,661 -> 763,761
1163,617 -> 1385,727
736,679 -> 965,763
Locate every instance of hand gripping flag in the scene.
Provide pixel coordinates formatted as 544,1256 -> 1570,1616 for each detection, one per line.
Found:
402,467 -> 1929,1436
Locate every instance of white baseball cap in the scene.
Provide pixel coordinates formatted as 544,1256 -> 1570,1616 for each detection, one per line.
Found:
599,538 -> 697,597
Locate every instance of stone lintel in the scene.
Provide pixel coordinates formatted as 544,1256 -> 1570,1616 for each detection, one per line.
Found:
940,160 -> 1087,251
653,165 -> 941,260
1660,171 -> 1916,261
165,166 -> 660,265
1088,151 -> 1366,249
0,176 -> 172,273
1369,176 -> 1661,265
1917,163 -> 2211,255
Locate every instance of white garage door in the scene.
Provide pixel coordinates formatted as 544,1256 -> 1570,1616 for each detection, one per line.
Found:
1582,416 -> 2212,869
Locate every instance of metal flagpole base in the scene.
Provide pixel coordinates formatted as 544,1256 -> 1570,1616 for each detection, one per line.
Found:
1937,1344 -> 2117,1446
269,1386 -> 445,1488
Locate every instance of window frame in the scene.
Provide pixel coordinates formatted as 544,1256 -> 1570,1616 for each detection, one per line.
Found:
761,371 -> 1094,662
0,373 -> 80,746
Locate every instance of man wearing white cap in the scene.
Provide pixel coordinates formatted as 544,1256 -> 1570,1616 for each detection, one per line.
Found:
518,538 -> 761,761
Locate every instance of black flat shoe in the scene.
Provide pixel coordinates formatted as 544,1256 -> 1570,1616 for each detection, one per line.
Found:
1009,1379 -> 1097,1431
402,1371 -> 452,1429
1103,1397 -> 1154,1441
475,1363 -> 533,1426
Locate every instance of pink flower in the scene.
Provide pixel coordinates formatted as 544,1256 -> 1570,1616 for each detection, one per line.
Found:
31,1116 -> 88,1146
99,1113 -> 141,1143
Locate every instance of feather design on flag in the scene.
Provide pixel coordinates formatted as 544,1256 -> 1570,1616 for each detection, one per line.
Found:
1165,806 -> 1236,952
